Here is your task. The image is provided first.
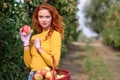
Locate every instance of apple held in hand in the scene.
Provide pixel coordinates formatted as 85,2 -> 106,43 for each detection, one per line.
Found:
21,25 -> 31,35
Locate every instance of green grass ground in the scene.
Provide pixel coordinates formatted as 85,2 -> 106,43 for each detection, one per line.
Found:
84,44 -> 114,80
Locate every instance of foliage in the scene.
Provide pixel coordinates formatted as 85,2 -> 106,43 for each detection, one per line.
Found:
84,0 -> 112,33
83,0 -> 120,49
102,3 -> 120,49
0,0 -> 80,79
0,0 -> 31,79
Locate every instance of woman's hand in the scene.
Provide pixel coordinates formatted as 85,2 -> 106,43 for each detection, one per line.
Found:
20,28 -> 33,46
34,37 -> 41,49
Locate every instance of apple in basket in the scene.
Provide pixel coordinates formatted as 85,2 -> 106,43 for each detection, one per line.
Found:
44,67 -> 51,71
21,25 -> 31,35
55,74 -> 65,79
45,71 -> 53,80
33,71 -> 43,80
40,67 -> 51,76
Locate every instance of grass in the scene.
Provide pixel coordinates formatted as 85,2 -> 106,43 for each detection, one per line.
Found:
84,44 -> 114,80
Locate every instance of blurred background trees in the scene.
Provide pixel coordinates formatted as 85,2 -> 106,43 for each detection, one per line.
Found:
0,0 -> 80,79
84,0 -> 120,49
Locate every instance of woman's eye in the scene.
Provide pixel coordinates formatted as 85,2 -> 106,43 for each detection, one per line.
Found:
39,16 -> 43,18
46,16 -> 50,18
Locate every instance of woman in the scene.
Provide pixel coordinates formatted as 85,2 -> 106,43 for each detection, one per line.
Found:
20,3 -> 64,80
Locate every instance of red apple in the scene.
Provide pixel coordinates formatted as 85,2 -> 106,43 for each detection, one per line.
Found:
21,25 -> 31,35
40,68 -> 48,76
33,72 -> 43,80
40,67 -> 51,77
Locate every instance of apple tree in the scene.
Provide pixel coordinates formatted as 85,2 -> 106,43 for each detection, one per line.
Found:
102,2 -> 120,49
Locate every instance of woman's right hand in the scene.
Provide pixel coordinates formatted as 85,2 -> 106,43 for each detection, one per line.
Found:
19,28 -> 33,46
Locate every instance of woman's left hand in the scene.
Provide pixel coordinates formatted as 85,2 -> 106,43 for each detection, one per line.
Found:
34,37 -> 41,49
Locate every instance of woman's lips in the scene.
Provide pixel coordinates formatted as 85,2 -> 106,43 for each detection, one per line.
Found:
42,23 -> 47,26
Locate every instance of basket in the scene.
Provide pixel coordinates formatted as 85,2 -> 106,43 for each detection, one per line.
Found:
55,69 -> 70,80
33,55 -> 70,80
51,55 -> 70,80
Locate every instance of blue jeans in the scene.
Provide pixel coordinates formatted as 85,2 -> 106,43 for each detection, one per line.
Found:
28,71 -> 36,80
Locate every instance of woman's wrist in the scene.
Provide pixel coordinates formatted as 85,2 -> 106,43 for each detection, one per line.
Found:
37,46 -> 43,54
23,42 -> 30,47
24,45 -> 29,50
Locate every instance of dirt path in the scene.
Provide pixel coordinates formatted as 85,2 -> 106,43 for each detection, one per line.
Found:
59,40 -> 120,80
59,42 -> 87,80
94,41 -> 120,80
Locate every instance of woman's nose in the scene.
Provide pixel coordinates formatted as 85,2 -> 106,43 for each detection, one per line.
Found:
42,17 -> 47,21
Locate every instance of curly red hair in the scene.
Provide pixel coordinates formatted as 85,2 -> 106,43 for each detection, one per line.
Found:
32,3 -> 64,39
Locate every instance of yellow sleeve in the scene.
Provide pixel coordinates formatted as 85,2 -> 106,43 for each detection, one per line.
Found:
41,31 -> 61,68
24,49 -> 32,68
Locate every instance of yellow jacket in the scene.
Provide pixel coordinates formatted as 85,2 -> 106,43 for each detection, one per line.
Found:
23,30 -> 61,71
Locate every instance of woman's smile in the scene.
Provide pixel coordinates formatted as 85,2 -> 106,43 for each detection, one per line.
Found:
42,23 -> 47,26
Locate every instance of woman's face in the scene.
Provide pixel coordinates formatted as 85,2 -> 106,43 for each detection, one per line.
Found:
38,9 -> 52,30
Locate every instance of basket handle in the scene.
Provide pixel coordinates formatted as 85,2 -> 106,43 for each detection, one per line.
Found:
51,55 -> 56,80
